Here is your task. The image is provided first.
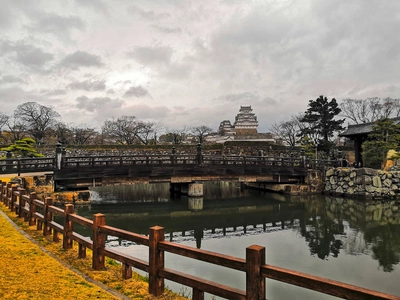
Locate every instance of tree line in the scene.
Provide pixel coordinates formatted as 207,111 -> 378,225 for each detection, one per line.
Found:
0,102 -> 213,147
271,96 -> 400,162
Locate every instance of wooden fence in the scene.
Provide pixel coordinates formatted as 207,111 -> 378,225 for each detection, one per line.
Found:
1,181 -> 397,300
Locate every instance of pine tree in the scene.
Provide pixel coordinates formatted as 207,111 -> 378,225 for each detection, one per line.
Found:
362,118 -> 400,169
299,95 -> 345,156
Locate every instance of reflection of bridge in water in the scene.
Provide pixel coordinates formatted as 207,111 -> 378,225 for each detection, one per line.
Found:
79,200 -> 306,249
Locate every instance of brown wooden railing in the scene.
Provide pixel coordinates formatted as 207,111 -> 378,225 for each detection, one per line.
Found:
0,152 -> 341,175
2,181 -> 395,300
0,157 -> 55,175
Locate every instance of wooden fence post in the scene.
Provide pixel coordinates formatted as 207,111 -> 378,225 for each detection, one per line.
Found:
63,204 -> 74,249
28,192 -> 37,226
149,226 -> 165,296
18,188 -> 26,218
192,289 -> 205,300
0,181 -> 4,203
10,186 -> 18,211
92,213 -> 106,270
246,245 -> 266,300
43,197 -> 52,236
122,263 -> 132,280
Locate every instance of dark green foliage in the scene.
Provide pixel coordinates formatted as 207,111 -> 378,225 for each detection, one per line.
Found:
362,118 -> 400,169
1,137 -> 44,158
300,95 -> 345,155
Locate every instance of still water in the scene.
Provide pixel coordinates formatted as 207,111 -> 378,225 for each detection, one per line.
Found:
74,182 -> 400,299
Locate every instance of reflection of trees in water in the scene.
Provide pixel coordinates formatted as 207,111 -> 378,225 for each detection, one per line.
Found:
303,196 -> 400,272
299,199 -> 345,260
300,215 -> 344,260
364,224 -> 400,272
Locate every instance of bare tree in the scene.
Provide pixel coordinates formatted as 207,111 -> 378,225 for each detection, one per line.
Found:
0,112 -> 11,143
71,124 -> 98,145
54,122 -> 73,145
102,116 -> 143,144
340,97 -> 400,124
14,102 -> 60,144
191,125 -> 213,144
160,126 -> 189,144
270,114 -> 303,147
4,115 -> 27,143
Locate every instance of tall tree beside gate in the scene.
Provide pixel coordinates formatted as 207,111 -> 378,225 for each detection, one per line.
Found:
362,118 -> 400,169
299,95 -> 344,156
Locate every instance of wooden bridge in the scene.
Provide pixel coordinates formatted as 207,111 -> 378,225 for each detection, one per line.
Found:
0,151 -> 338,189
2,182 -> 398,300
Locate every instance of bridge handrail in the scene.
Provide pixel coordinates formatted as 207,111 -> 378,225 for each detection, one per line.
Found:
1,180 -> 398,300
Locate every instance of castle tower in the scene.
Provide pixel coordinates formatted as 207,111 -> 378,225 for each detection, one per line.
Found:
233,105 -> 258,136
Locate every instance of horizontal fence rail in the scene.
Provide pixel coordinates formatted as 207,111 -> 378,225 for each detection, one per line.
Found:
2,181 -> 396,300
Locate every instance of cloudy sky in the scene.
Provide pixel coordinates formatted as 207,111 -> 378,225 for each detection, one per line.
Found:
1,0 -> 399,132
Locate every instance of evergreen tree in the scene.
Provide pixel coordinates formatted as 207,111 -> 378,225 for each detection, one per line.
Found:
362,118 -> 400,169
1,137 -> 44,158
300,95 -> 345,156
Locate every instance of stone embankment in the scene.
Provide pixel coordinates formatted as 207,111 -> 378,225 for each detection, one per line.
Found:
324,167 -> 400,199
325,196 -> 400,226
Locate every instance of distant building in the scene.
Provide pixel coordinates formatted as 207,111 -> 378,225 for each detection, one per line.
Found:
211,105 -> 275,143
218,105 -> 259,136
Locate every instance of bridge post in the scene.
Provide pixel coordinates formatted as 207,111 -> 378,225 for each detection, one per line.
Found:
149,226 -> 165,296
196,143 -> 203,165
6,150 -> 12,172
246,245 -> 266,300
301,148 -> 306,167
55,143 -> 62,170
171,147 -> 176,165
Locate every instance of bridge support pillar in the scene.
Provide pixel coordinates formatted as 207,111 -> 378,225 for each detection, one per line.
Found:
188,197 -> 203,211
188,183 -> 203,197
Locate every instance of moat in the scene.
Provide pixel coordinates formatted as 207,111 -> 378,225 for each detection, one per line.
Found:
72,182 -> 400,299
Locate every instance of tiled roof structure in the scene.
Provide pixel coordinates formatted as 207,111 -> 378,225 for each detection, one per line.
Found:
340,117 -> 400,137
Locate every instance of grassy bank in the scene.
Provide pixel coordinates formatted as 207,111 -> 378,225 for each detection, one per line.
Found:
0,203 -> 188,299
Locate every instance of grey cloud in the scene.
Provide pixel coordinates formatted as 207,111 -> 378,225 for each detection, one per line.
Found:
75,95 -> 125,112
0,75 -> 27,85
152,25 -> 182,34
31,13 -> 84,39
128,5 -> 170,21
40,89 -> 67,96
0,86 -> 53,113
127,45 -> 173,66
67,79 -> 106,91
124,85 -> 150,98
60,51 -> 103,69
0,40 -> 54,68
216,92 -> 260,103
74,0 -> 109,15
16,46 -> 54,67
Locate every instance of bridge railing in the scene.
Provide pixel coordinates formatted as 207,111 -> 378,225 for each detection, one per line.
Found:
61,154 -> 198,168
0,157 -> 55,175
1,181 -> 398,300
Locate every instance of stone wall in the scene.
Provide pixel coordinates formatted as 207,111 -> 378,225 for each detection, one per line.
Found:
325,196 -> 400,226
324,167 -> 400,199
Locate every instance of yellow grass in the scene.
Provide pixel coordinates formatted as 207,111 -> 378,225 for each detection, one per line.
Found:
0,203 -> 189,300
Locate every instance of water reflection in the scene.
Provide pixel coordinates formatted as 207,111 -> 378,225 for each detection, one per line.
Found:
77,183 -> 400,274
67,183 -> 400,298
